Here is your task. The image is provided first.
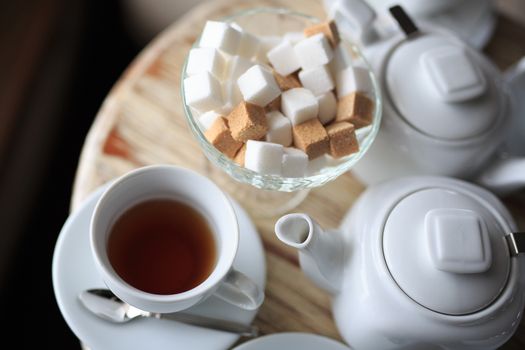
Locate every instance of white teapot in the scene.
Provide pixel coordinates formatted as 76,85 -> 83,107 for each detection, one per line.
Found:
334,3 -> 525,195
275,176 -> 525,349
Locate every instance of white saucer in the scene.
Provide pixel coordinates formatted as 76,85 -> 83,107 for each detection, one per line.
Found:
52,184 -> 266,350
233,333 -> 351,350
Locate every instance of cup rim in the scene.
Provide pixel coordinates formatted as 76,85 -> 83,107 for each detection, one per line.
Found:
89,164 -> 239,303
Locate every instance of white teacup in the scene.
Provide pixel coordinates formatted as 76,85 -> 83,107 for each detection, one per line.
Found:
90,165 -> 264,313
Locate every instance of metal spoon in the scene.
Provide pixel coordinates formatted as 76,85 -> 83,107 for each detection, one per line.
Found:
78,289 -> 258,337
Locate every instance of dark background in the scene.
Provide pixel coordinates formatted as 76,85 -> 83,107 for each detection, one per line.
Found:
0,0 -> 140,347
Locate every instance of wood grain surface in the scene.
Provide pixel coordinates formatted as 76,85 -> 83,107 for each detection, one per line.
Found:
71,0 -> 525,348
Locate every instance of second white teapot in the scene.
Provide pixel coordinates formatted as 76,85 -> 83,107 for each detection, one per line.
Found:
276,176 -> 525,349
339,4 -> 525,195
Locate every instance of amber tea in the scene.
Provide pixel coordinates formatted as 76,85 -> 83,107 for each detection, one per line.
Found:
107,199 -> 216,295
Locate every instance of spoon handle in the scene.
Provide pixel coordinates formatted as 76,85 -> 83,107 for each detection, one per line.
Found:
155,312 -> 259,337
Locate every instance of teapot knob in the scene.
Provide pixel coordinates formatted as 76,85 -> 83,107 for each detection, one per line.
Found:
425,208 -> 492,274
421,46 -> 487,102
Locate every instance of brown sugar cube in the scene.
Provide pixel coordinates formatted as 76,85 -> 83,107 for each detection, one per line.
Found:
304,20 -> 340,47
273,71 -> 302,91
265,96 -> 281,112
326,122 -> 359,158
228,101 -> 268,142
336,92 -> 374,129
292,118 -> 329,159
233,144 -> 247,166
204,117 -> 243,158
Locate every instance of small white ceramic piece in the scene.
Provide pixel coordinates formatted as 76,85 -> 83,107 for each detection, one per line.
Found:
183,71 -> 224,112
275,176 -> 525,350
316,92 -> 337,125
199,110 -> 222,131
53,183 -> 266,350
245,140 -> 284,175
298,65 -> 335,96
335,66 -> 372,98
199,21 -> 242,55
186,48 -> 227,78
281,88 -> 319,125
267,40 -> 301,76
282,147 -> 308,178
294,33 -> 334,70
237,65 -> 281,107
265,111 -> 292,147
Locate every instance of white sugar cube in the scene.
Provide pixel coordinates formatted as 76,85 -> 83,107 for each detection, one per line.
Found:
336,66 -> 373,98
245,140 -> 284,175
183,71 -> 223,112
298,65 -> 335,96
329,44 -> 352,75
230,23 -> 261,58
199,21 -> 242,55
307,154 -> 328,175
219,55 -> 253,114
294,33 -> 334,70
265,111 -> 292,146
327,0 -> 376,39
281,88 -> 319,125
256,36 -> 282,63
218,81 -> 243,115
186,47 -> 226,79
225,55 -> 254,81
282,147 -> 308,178
267,40 -> 301,76
198,110 -> 222,131
316,92 -> 337,125
237,65 -> 281,107
283,31 -> 304,44
240,32 -> 261,58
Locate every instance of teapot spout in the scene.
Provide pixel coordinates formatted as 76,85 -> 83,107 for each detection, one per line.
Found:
275,213 -> 343,293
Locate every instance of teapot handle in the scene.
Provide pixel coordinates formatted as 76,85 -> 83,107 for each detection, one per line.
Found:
476,57 -> 525,195
477,157 -> 525,196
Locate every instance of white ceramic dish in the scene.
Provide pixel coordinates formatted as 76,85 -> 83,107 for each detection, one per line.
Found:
233,332 -> 351,350
52,184 -> 266,350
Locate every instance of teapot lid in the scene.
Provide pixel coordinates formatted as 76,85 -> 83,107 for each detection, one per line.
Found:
385,33 -> 503,140
383,187 -> 510,315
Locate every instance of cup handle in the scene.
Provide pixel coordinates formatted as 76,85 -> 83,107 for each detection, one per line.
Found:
477,157 -> 525,196
213,269 -> 264,310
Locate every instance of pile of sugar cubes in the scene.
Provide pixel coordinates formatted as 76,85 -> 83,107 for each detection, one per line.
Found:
183,19 -> 374,178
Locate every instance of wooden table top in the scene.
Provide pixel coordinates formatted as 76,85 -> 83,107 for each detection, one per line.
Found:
71,0 -> 525,348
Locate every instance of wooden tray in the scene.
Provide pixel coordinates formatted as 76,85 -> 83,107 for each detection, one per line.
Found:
71,0 -> 525,347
